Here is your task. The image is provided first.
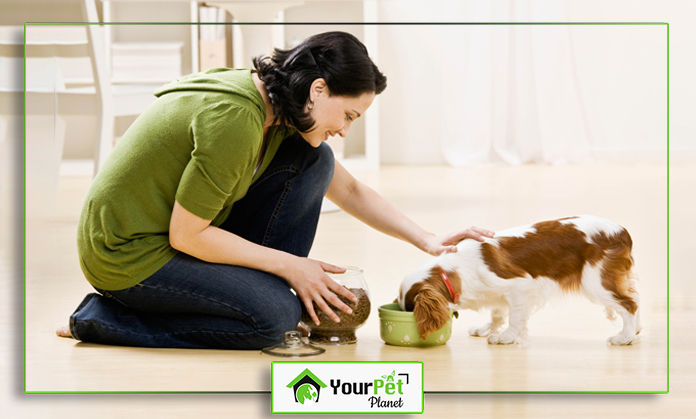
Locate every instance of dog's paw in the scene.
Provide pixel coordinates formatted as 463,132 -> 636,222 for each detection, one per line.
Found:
487,332 -> 522,345
469,325 -> 492,337
608,333 -> 636,346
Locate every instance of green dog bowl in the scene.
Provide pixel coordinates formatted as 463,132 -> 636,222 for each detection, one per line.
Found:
378,303 -> 458,347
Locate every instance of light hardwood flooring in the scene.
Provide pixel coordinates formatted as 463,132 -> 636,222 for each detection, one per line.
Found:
4,159 -> 694,418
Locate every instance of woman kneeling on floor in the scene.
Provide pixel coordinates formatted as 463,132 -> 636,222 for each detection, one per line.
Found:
57,31 -> 494,349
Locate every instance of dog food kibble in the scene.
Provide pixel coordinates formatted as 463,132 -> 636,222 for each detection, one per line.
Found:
300,288 -> 371,344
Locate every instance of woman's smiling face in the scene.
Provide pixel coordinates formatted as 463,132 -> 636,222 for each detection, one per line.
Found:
299,79 -> 376,148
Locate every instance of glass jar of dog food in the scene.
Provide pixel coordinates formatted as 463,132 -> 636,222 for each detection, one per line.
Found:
299,267 -> 371,345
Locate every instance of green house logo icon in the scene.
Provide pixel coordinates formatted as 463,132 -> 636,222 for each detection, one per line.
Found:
286,368 -> 328,405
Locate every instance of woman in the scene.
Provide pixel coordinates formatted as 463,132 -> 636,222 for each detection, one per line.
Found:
57,31 -> 494,349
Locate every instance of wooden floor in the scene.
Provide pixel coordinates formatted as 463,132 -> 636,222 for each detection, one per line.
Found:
4,158 -> 694,417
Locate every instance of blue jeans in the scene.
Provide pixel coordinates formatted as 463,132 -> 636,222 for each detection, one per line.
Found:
70,134 -> 334,349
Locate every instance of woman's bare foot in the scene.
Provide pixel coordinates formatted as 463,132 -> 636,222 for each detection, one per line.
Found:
55,326 -> 73,339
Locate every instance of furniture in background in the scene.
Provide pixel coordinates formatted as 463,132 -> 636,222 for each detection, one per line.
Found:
198,5 -> 227,71
101,0 -> 381,172
1,0 -> 115,214
5,0 -> 162,176
2,0 -> 166,216
4,0 -> 381,197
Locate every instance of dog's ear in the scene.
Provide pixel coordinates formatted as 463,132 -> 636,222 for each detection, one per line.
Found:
393,297 -> 398,304
413,283 -> 450,340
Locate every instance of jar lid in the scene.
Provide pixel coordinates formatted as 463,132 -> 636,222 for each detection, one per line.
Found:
261,331 -> 326,357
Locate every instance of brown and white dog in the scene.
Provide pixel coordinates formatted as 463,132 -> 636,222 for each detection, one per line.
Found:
397,215 -> 640,345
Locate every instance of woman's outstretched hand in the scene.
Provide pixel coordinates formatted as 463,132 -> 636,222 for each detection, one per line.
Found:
284,258 -> 357,326
422,227 -> 496,256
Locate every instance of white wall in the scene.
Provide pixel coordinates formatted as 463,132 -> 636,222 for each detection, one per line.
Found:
570,24 -> 666,160
375,0 -> 691,164
7,0 -> 694,165
569,0 -> 694,160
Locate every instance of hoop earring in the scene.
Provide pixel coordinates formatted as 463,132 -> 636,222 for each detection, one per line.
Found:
307,100 -> 315,111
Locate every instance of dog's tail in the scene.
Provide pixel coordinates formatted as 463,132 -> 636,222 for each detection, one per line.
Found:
597,227 -> 638,315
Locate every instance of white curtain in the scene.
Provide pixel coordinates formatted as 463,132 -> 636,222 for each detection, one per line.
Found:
440,0 -> 592,166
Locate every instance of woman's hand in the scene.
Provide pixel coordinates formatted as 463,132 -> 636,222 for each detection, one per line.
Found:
326,162 -> 497,260
421,227 -> 496,256
283,257 -> 357,326
169,202 -> 356,325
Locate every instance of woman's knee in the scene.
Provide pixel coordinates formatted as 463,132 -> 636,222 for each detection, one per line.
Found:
314,142 -> 335,175
304,142 -> 335,194
255,291 -> 302,342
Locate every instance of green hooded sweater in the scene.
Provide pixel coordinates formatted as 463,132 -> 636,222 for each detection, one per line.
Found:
77,68 -> 294,291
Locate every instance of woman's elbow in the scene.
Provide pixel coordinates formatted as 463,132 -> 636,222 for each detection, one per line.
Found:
169,201 -> 210,253
169,228 -> 188,252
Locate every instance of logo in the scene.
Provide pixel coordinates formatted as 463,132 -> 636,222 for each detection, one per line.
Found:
381,370 -> 396,382
329,369 -> 409,408
272,362 -> 423,414
286,368 -> 328,405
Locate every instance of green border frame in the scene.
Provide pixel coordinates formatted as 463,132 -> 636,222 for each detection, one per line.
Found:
271,361 -> 424,414
23,22 -> 669,396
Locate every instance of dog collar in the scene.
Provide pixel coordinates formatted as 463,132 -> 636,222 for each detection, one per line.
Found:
439,268 -> 460,304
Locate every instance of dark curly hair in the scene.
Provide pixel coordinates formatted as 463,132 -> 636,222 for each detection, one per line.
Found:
252,31 -> 387,133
